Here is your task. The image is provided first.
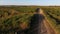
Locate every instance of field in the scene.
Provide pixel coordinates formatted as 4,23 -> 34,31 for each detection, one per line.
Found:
0,6 -> 35,34
42,7 -> 60,34
0,6 -> 60,34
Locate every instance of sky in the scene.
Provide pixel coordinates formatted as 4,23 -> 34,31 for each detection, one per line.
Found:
0,0 -> 60,6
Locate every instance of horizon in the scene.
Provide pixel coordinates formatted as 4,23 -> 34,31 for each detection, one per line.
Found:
0,4 -> 60,6
0,0 -> 60,6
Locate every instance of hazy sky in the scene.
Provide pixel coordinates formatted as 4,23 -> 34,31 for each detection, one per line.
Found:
0,0 -> 60,6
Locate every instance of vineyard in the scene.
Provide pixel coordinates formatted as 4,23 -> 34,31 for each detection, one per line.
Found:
0,6 -> 60,34
0,6 -> 35,34
42,7 -> 60,34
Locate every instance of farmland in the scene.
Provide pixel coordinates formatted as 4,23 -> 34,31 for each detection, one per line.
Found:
0,6 -> 60,34
0,6 -> 35,34
42,7 -> 60,34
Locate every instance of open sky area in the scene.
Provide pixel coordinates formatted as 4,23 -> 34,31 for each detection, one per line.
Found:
0,0 -> 60,6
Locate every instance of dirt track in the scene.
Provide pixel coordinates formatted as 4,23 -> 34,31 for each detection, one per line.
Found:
40,9 -> 56,34
17,9 -> 56,34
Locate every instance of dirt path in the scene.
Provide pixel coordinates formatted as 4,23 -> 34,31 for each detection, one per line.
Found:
40,9 -> 56,34
27,9 -> 56,34
43,20 -> 56,34
26,9 -> 56,34
40,21 -> 48,34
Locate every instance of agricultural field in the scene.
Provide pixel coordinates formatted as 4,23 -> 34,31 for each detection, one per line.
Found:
0,6 -> 60,34
42,7 -> 60,34
0,6 -> 36,34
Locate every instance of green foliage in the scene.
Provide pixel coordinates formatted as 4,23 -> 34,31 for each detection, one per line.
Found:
0,6 -> 35,34
43,8 -> 60,24
43,7 -> 60,34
